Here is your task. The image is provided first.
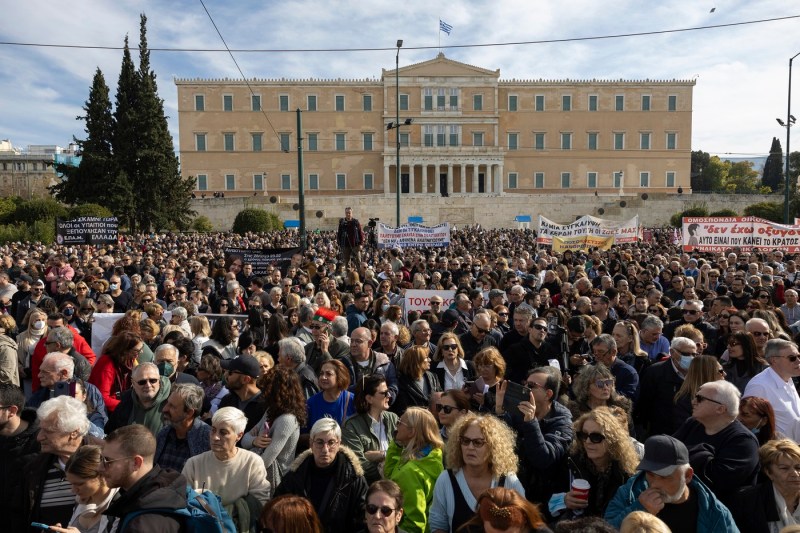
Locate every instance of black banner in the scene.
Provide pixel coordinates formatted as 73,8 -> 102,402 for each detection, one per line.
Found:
223,247 -> 301,276
56,217 -> 119,245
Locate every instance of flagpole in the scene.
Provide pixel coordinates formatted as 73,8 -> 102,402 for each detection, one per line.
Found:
438,20 -> 441,52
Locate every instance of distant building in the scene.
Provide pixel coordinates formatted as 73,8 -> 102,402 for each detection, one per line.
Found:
175,53 -> 693,198
0,140 -> 80,199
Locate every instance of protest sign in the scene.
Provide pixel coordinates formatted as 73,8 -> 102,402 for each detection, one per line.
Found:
56,217 -> 119,245
552,235 -> 615,252
403,289 -> 456,319
682,217 -> 800,252
537,215 -> 639,247
377,223 -> 450,248
224,247 -> 301,276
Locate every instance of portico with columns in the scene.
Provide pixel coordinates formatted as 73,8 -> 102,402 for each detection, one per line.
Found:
383,155 -> 505,196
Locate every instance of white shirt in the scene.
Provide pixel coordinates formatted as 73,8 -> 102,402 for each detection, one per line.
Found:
770,483 -> 800,533
438,359 -> 468,391
744,366 -> 800,440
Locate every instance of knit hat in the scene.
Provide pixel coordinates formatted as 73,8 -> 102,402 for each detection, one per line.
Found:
313,307 -> 337,325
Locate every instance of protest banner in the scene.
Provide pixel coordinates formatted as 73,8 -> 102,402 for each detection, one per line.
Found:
537,215 -> 639,247
56,217 -> 119,245
682,216 -> 800,252
553,235 -> 615,252
403,289 -> 456,319
224,247 -> 301,276
377,223 -> 450,248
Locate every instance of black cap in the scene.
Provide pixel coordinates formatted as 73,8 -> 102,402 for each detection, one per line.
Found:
18,274 -> 33,284
220,354 -> 260,378
441,309 -> 460,327
637,435 -> 689,476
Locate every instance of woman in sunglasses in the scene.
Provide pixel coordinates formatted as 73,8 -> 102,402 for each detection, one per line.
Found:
361,480 -> 405,533
434,389 -> 471,445
712,307 -> 739,357
723,331 -> 768,393
342,375 -> 399,484
551,407 -> 638,520
432,333 -> 475,392
429,413 -> 524,533
567,364 -> 631,423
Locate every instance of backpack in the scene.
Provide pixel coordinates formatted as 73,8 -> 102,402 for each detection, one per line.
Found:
119,486 -> 236,533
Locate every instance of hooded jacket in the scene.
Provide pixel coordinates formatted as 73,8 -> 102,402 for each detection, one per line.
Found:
384,440 -> 445,533
274,444 -> 368,533
604,471 -> 739,532
105,375 -> 171,435
105,466 -> 188,533
1,408 -> 40,532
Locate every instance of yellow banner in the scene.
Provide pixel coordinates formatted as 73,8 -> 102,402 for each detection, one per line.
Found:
552,235 -> 615,252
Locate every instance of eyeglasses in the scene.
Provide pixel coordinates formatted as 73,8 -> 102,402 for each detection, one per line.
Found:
594,379 -> 614,389
474,326 -> 489,335
577,431 -> 606,444
100,455 -> 134,466
435,403 -> 458,414
719,314 -> 731,319
683,309 -> 701,315
776,354 -> 800,362
309,324 -> 326,331
532,324 -> 548,331
366,504 -> 396,517
373,390 -> 390,397
459,436 -> 487,448
312,439 -> 339,449
135,378 -> 159,386
750,331 -> 770,337
142,299 -> 153,303
717,367 -> 726,376
758,294 -> 770,299
695,394 -> 723,405
175,290 -> 186,295
677,350 -> 699,357
525,380 -> 545,390
441,344 -> 458,351
497,312 -> 509,317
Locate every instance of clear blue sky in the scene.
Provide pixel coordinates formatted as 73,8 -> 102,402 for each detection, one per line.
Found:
1,0 -> 797,157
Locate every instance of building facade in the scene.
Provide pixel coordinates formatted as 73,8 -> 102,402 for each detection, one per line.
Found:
175,54 -> 694,198
0,141 -> 71,199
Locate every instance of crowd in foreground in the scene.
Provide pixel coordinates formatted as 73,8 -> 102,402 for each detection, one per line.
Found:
2,219 -> 800,532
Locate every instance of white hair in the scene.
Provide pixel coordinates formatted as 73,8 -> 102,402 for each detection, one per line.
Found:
37,395 -> 90,436
701,381 -> 740,418
42,351 -> 74,379
310,417 -> 342,440
212,406 -> 247,435
681,299 -> 704,311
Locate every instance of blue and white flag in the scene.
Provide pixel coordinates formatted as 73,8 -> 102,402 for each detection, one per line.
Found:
439,20 -> 453,35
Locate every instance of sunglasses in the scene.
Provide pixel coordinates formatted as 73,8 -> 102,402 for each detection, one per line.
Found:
532,324 -> 548,331
576,431 -> 606,444
136,378 -> 159,386
750,331 -> 770,337
474,326 -> 489,334
719,314 -> 731,319
441,344 -> 458,351
778,354 -> 800,362
497,312 -> 509,317
435,403 -> 459,414
594,379 -> 614,389
683,309 -> 700,315
365,504 -> 396,517
728,341 -> 740,347
459,436 -> 487,448
695,394 -> 723,405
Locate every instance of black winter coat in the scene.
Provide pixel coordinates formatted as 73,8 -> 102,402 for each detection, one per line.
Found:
105,466 -> 187,532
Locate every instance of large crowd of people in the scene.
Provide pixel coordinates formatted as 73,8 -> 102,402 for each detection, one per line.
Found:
2,208 -> 800,532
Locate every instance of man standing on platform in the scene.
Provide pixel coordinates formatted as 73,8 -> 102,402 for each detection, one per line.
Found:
337,207 -> 365,270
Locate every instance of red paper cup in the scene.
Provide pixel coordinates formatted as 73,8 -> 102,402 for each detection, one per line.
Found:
572,478 -> 591,501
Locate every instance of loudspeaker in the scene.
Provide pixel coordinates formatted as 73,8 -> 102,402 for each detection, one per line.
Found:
598,208 -> 605,215
269,196 -> 278,204
641,193 -> 648,200
315,210 -> 324,218
619,201 -> 627,208
292,203 -> 299,211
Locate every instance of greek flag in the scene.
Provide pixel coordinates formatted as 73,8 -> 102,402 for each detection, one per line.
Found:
439,20 -> 453,35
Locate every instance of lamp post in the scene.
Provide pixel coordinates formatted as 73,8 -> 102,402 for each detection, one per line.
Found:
780,52 -> 800,224
395,39 -> 402,226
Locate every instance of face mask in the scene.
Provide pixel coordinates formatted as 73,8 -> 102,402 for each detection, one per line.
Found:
157,361 -> 174,377
33,320 -> 45,330
679,355 -> 693,370
63,308 -> 75,317
109,283 -> 119,291
381,303 -> 390,312
750,426 -> 761,435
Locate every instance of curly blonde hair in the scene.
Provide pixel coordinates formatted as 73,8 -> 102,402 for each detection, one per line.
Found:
445,413 -> 518,477
571,406 -> 639,475
570,364 -> 631,417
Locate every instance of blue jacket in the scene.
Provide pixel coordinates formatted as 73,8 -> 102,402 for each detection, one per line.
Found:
604,471 -> 739,532
346,304 -> 368,335
154,416 -> 212,470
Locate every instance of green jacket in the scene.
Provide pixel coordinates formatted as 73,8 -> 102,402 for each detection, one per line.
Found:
384,440 -> 444,533
342,411 -> 399,484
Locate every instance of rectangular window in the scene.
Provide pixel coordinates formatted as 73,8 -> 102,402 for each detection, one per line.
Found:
223,133 -> 234,152
668,95 -> 677,111
436,125 -> 446,147
561,172 -> 571,188
588,95 -> 598,111
279,95 -> 289,112
251,95 -> 261,111
472,132 -> 483,147
588,132 -> 598,150
508,133 -> 518,151
613,171 -> 623,188
614,133 -> 625,150
253,174 -> 264,190
450,88 -> 459,110
449,125 -> 459,147
534,172 -> 545,188
225,174 -> 235,190
307,95 -> 317,111
307,133 -> 318,151
561,133 -> 572,150
280,133 -> 291,152
400,133 -> 409,147
666,171 -> 676,187
534,133 -> 545,150
195,133 -> 206,152
364,173 -> 374,190
399,94 -> 409,111
335,95 -> 345,111
223,94 -> 233,111
363,132 -> 373,151
615,95 -> 624,111
508,172 -> 518,189
508,95 -> 518,111
336,173 -> 346,190
363,94 -> 372,111
197,174 -> 207,191
666,132 -> 677,150
437,89 -> 446,110
335,133 -> 346,151
640,132 -> 651,150
587,172 -> 598,188
424,126 -> 434,147
251,133 -> 262,152
424,89 -> 433,111
641,95 -> 651,111
281,174 -> 291,190
195,94 -> 205,111
640,172 -> 650,187
473,94 -> 483,111
562,95 -> 571,111
535,94 -> 545,111
309,174 -> 319,190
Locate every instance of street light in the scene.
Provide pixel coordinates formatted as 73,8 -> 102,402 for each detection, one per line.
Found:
781,52 -> 800,224
391,40 -> 402,226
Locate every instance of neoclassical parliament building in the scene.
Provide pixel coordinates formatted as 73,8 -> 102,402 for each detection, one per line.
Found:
175,54 -> 693,199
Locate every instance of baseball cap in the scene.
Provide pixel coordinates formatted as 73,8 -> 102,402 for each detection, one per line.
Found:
17,274 -> 33,284
441,309 -> 460,327
33,279 -> 45,288
220,354 -> 260,379
637,435 -> 689,476
489,289 -> 506,299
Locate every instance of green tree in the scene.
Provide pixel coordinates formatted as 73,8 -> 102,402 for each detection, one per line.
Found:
112,35 -> 139,228
192,215 -> 214,233
232,209 -> 283,233
702,156 -> 727,192
762,137 -> 785,192
68,203 -> 114,219
718,160 -> 771,194
744,202 -> 784,223
691,150 -> 713,191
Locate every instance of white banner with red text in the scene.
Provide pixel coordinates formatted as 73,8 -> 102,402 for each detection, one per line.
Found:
537,215 -> 640,247
682,216 -> 800,252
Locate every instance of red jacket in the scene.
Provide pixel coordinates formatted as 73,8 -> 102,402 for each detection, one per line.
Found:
30,325 -> 96,391
88,354 -> 130,412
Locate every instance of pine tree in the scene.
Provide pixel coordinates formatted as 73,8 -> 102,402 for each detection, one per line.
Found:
763,137 -> 785,192
112,35 -> 139,230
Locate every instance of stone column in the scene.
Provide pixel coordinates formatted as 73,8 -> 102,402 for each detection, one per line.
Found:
473,163 -> 479,194
447,164 -> 453,196
408,165 -> 414,194
434,163 -> 440,195
384,164 -> 390,195
497,163 -> 504,194
460,163 -> 466,194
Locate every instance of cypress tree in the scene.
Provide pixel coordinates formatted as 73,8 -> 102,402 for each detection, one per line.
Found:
763,137 -> 785,192
112,35 -> 139,230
